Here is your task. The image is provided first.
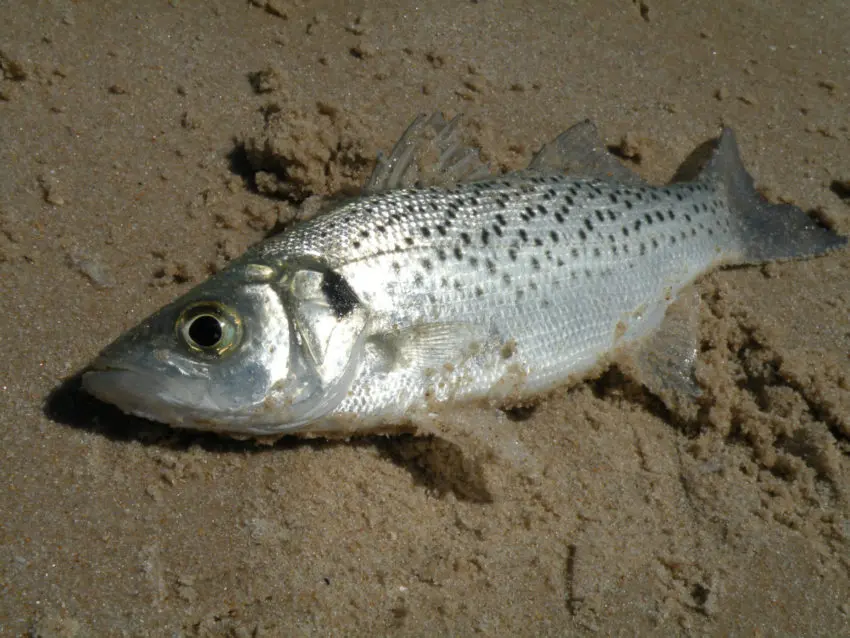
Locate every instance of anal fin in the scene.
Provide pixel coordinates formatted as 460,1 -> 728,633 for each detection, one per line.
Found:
620,289 -> 702,420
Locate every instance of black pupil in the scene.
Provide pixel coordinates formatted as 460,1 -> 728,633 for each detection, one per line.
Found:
188,314 -> 223,348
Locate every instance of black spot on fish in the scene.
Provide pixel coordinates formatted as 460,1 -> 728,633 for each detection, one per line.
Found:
502,273 -> 511,285
436,225 -> 447,236
644,213 -> 653,225
469,256 -> 479,267
391,261 -> 400,272
495,213 -> 507,226
578,229 -> 587,241
525,206 -> 536,218
534,237 -> 543,247
460,232 -> 471,245
639,243 -> 646,255
610,193 -> 618,204
531,257 -> 540,270
537,204 -> 548,216
437,248 -> 447,261
453,279 -> 462,290
564,195 -> 574,206
360,229 -> 370,238
555,211 -> 565,223
584,218 -> 594,232
322,270 -> 360,318
376,225 -> 386,233
595,210 -> 605,222
508,248 -> 518,261
518,229 -> 528,242
549,230 -> 559,243
655,211 -> 665,222
481,228 -> 490,246
454,247 -> 463,260
592,247 -> 600,257
571,247 -> 579,258
493,224 -> 503,237
413,273 -> 424,286
405,237 -> 414,246
634,220 -> 642,231
622,227 -> 630,237
420,226 -> 431,238
474,286 -> 483,297
625,200 -> 633,210
486,258 -> 496,274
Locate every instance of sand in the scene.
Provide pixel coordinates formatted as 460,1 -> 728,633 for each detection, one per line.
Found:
1,1 -> 849,635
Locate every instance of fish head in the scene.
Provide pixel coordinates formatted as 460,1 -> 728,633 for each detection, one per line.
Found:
82,259 -> 370,435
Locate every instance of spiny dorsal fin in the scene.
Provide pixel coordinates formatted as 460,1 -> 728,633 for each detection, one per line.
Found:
528,119 -> 647,186
364,112 -> 491,193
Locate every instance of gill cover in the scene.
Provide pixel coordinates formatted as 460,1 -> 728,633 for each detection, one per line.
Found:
272,265 -> 370,428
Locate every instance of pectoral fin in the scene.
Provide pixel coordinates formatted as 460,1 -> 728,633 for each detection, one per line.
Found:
371,322 -> 491,371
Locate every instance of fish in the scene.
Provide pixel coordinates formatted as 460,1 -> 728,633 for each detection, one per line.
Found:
82,112 -> 846,437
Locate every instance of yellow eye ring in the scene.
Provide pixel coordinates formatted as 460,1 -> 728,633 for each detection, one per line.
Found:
176,302 -> 242,356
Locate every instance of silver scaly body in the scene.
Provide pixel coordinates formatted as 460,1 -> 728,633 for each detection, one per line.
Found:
82,114 -> 846,436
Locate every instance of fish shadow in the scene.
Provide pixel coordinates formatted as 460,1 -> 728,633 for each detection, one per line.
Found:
43,372 -> 495,502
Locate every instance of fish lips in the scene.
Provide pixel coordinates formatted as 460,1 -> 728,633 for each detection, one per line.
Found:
82,363 -> 211,426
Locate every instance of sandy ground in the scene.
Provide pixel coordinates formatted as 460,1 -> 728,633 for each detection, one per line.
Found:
2,0 -> 849,635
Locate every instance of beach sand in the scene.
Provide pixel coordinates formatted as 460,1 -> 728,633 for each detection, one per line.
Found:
1,1 -> 849,635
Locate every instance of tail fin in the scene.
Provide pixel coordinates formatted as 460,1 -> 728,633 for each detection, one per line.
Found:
700,129 -> 846,263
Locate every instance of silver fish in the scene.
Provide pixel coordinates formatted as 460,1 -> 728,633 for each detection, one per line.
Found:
82,113 -> 846,437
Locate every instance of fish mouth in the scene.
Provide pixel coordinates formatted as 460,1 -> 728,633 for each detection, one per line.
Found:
81,362 -> 206,426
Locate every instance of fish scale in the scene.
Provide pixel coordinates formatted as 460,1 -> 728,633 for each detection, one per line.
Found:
244,172 -> 739,421
82,114 -> 846,436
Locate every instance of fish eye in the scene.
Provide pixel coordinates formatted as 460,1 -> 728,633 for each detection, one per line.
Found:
177,302 -> 242,356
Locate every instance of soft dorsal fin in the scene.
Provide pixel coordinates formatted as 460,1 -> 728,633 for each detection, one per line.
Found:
528,119 -> 647,186
364,112 -> 491,193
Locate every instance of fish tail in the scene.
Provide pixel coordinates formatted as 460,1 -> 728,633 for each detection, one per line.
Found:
701,129 -> 846,263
